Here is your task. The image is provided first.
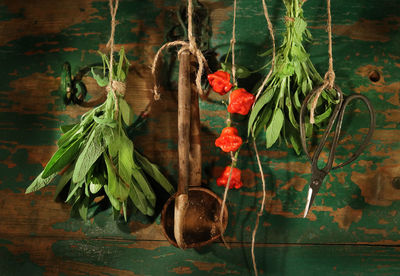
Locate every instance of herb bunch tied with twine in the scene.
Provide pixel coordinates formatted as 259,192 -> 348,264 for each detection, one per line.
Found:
26,0 -> 174,221
249,0 -> 338,154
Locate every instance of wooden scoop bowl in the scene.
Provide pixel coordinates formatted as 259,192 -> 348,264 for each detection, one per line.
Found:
160,50 -> 228,249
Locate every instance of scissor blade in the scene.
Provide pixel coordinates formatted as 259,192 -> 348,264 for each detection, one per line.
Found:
303,187 -> 314,218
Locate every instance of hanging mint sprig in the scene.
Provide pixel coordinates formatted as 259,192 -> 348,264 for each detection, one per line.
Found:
26,0 -> 174,221
248,0 -> 338,155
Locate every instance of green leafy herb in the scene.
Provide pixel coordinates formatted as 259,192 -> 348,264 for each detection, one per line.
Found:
266,108 -> 284,148
26,48 -> 175,221
249,0 -> 338,154
26,172 -> 57,194
221,62 -> 251,79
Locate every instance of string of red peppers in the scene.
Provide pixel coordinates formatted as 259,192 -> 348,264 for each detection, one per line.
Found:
207,70 -> 255,189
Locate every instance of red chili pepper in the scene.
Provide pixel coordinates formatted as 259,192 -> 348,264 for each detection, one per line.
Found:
217,166 -> 243,189
227,88 -> 255,115
207,70 -> 233,95
215,127 -> 242,152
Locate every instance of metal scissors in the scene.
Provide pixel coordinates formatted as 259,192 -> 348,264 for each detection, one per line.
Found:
299,85 -> 376,218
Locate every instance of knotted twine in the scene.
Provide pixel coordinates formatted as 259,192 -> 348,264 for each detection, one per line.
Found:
151,0 -> 209,100
250,1 -> 276,275
106,0 -> 126,119
309,0 -> 335,124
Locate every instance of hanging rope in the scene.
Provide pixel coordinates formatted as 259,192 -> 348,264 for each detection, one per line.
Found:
105,0 -> 127,119
309,0 -> 335,124
250,134 -> 267,276
231,0 -> 238,86
217,0 -> 239,250
218,151 -> 236,249
250,0 -> 275,275
151,0 -> 209,100
253,0 -> 276,104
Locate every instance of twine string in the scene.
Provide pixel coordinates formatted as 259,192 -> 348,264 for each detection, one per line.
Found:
251,137 -> 267,276
250,0 -> 274,274
187,0 -> 195,48
106,0 -> 121,118
231,0 -> 237,86
106,80 -> 126,96
254,0 -> 276,104
151,0 -> 209,100
218,151 -> 236,249
217,0 -> 239,249
309,0 -> 335,124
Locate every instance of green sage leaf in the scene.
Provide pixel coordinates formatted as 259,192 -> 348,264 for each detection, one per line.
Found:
60,124 -> 77,134
305,122 -> 313,138
132,168 -> 156,208
104,153 -> 129,202
84,182 -> 90,197
293,89 -> 301,110
248,88 -> 275,137
119,98 -> 134,126
73,128 -> 104,183
104,184 -> 121,211
103,126 -> 119,158
26,172 -> 57,194
78,197 -> 90,221
129,179 -> 153,216
89,182 -> 103,194
285,95 -> 299,129
134,150 -> 174,195
42,135 -> 84,178
294,17 -> 307,37
93,114 -> 117,128
91,67 -> 108,87
57,123 -> 81,147
118,135 -> 135,189
119,134 -> 135,170
266,108 -> 284,148
254,107 -> 273,138
54,163 -> 75,199
66,181 -> 83,203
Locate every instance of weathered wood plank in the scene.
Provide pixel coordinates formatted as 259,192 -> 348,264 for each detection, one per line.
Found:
1,236 -> 400,275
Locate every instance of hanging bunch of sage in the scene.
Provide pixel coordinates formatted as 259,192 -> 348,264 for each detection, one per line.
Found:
26,48 -> 174,221
248,0 -> 338,154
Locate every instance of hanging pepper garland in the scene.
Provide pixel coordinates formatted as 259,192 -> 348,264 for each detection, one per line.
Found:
26,0 -> 174,221
249,0 -> 338,155
205,0 -> 259,249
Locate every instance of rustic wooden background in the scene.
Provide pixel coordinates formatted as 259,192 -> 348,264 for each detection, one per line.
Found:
0,0 -> 399,275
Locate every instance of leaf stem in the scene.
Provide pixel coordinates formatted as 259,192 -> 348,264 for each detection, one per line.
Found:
224,43 -> 232,64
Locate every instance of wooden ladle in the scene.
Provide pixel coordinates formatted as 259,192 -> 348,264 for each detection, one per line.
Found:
160,50 -> 228,249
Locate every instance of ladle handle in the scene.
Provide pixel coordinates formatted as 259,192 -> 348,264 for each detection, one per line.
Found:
189,79 -> 201,187
175,50 -> 191,249
177,50 -> 191,196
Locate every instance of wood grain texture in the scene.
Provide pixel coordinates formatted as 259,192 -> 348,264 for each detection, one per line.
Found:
0,0 -> 399,274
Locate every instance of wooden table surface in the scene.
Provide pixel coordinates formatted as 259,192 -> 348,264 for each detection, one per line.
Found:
0,0 -> 399,275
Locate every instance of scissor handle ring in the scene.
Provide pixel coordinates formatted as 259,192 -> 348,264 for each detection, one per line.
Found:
299,84 -> 343,162
331,94 -> 376,170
